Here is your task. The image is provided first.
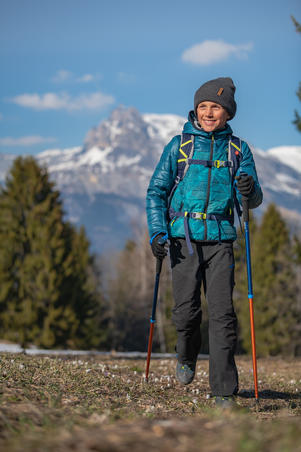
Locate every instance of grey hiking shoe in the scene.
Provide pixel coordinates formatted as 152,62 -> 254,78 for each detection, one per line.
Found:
214,395 -> 236,408
176,361 -> 196,385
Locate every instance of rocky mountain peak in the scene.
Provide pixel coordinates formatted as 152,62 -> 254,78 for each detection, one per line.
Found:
109,105 -> 144,125
84,105 -> 150,154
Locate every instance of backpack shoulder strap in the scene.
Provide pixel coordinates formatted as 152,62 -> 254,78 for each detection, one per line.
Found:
177,133 -> 195,181
228,135 -> 242,181
168,133 -> 194,207
228,135 -> 243,220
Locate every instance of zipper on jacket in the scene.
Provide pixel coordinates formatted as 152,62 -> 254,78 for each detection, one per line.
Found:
203,134 -> 214,240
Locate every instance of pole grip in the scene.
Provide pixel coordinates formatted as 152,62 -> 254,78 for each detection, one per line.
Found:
155,235 -> 167,274
242,196 -> 249,223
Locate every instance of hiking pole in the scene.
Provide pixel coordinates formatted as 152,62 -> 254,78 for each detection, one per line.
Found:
242,197 -> 259,402
145,240 -> 166,382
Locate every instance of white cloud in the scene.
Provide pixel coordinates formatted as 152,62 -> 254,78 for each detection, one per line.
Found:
0,136 -> 57,147
9,91 -> 115,112
52,70 -> 73,83
76,74 -> 94,83
182,40 -> 253,66
117,72 -> 136,83
52,70 -> 101,84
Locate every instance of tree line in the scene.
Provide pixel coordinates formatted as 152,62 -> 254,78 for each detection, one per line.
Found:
0,156 -> 300,356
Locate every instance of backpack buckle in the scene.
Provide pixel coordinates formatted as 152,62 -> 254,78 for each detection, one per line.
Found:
214,160 -> 222,168
193,212 -> 206,220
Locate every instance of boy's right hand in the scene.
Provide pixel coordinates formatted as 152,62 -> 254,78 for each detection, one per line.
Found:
151,234 -> 168,259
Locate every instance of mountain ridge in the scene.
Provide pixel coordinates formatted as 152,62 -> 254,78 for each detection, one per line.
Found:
0,106 -> 300,252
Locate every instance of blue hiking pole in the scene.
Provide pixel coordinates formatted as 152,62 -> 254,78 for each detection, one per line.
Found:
242,197 -> 259,401
145,237 -> 166,382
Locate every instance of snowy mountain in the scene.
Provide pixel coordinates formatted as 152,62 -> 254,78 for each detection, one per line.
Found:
265,146 -> 301,174
0,106 -> 300,253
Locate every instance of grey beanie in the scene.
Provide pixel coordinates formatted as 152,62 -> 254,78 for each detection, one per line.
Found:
194,77 -> 237,120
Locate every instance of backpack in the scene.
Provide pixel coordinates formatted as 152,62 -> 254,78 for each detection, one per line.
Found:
167,133 -> 243,254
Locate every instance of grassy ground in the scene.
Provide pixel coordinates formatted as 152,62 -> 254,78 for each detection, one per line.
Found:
0,354 -> 300,451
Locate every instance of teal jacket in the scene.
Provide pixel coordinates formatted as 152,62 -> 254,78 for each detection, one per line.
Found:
146,116 -> 262,242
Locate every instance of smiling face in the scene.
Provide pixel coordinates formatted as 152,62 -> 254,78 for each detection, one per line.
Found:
196,101 -> 230,132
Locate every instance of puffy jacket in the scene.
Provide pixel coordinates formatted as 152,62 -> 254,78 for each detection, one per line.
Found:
146,115 -> 262,242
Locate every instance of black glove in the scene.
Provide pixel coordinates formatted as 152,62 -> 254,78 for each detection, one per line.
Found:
236,173 -> 255,197
151,234 -> 168,259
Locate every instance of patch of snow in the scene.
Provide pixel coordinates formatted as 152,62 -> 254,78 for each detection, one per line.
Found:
116,154 -> 141,168
78,146 -> 113,166
275,173 -> 300,196
45,146 -> 115,173
39,146 -> 82,159
42,160 -> 77,172
252,147 -> 268,158
266,146 -> 301,174
0,343 -> 23,353
69,215 -> 80,222
109,120 -> 122,140
143,113 -> 185,144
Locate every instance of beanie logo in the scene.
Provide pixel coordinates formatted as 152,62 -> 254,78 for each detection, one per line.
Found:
217,88 -> 224,96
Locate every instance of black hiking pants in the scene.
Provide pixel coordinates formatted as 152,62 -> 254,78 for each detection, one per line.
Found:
170,238 -> 238,396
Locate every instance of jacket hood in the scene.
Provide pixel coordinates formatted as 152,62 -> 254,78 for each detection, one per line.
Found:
183,110 -> 233,139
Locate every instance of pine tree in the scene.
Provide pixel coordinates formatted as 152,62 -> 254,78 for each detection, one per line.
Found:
292,234 -> 301,354
0,156 -> 107,349
68,225 -> 108,349
292,16 -> 301,131
238,204 -> 299,356
293,235 -> 301,264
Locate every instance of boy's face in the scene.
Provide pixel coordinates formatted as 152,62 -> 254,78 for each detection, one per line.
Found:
196,101 -> 230,132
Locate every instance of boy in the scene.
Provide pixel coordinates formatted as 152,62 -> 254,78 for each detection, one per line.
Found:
146,77 -> 262,407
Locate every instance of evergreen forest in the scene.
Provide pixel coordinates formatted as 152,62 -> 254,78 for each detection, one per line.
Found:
0,156 -> 300,356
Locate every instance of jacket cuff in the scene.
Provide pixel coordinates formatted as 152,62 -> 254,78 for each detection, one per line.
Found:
150,231 -> 168,244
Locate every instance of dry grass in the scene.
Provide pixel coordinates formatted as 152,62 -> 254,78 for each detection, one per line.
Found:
0,354 -> 300,451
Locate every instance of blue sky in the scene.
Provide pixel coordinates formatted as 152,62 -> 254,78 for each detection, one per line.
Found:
0,0 -> 300,154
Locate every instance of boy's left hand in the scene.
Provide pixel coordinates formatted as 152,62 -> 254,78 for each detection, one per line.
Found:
236,174 -> 255,197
